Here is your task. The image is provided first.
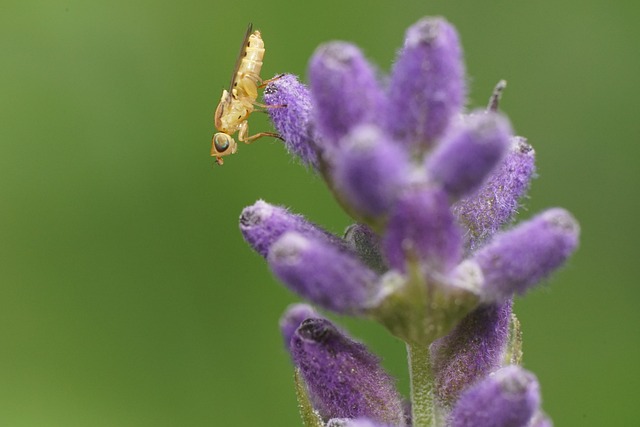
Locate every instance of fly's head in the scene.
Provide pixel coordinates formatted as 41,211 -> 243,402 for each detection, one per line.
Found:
211,132 -> 238,165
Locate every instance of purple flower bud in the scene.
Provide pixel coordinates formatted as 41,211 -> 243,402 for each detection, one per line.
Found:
239,200 -> 344,258
453,137 -> 536,251
344,223 -> 386,273
427,112 -> 512,199
264,74 -> 320,168
450,365 -> 540,427
430,301 -> 512,406
387,17 -> 466,149
383,187 -> 462,274
309,42 -> 385,146
291,318 -> 405,424
332,125 -> 411,218
268,232 -> 379,314
280,303 -> 321,349
474,208 -> 580,303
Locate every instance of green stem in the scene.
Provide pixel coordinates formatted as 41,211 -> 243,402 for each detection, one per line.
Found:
407,342 -> 435,427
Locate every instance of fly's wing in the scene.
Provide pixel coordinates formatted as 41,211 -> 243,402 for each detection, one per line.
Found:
227,24 -> 253,97
216,24 -> 252,123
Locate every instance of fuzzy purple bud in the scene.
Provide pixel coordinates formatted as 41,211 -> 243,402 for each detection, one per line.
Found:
453,137 -> 536,251
450,365 -> 540,427
474,208 -> 580,303
332,125 -> 411,218
387,17 -> 465,149
430,301 -> 512,406
239,200 -> 344,258
280,303 -> 321,349
268,232 -> 379,314
383,187 -> 462,274
309,42 -> 385,145
264,74 -> 320,168
428,112 -> 512,199
291,318 -> 405,424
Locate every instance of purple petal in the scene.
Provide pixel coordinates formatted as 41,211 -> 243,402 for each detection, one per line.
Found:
291,318 -> 405,424
427,112 -> 512,199
474,208 -> 580,303
383,187 -> 462,274
239,200 -> 344,258
453,136 -> 536,252
450,365 -> 540,427
309,42 -> 386,146
387,17 -> 466,149
332,125 -> 412,218
264,74 -> 321,168
430,301 -> 512,406
268,232 -> 379,314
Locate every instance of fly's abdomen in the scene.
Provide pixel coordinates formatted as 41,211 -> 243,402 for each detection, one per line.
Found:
235,31 -> 265,99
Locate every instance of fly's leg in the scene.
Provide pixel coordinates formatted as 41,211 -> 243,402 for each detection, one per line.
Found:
253,102 -> 287,111
258,73 -> 285,89
243,132 -> 284,143
237,120 -> 283,144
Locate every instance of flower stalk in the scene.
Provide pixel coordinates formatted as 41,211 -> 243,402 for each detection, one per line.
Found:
407,343 -> 436,427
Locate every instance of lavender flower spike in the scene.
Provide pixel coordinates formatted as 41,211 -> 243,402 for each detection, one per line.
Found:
291,318 -> 405,425
453,136 -> 536,251
450,365 -> 540,427
387,17 -> 466,149
269,232 -> 379,314
430,301 -> 512,406
239,200 -> 344,258
332,125 -> 411,219
474,208 -> 580,303
309,42 -> 385,146
279,303 -> 320,349
427,112 -> 512,200
264,74 -> 320,168
383,187 -> 462,274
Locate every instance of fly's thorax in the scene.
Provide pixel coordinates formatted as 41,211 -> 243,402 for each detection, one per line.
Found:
217,97 -> 253,134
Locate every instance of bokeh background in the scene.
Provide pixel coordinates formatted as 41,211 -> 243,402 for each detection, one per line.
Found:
1,0 -> 638,425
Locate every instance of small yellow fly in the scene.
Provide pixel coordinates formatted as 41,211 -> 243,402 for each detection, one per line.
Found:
211,24 -> 281,165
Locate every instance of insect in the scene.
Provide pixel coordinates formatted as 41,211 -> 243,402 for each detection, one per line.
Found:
211,24 -> 281,165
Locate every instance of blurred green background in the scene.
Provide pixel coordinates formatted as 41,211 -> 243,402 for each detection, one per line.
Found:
1,0 -> 638,425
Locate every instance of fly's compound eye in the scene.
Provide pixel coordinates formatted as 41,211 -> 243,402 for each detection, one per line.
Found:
213,134 -> 231,153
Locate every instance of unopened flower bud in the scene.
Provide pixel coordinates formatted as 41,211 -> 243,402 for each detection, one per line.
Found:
332,125 -> 411,218
291,318 -> 405,424
387,17 -> 466,149
264,74 -> 320,168
453,136 -> 536,251
269,232 -> 379,314
474,208 -> 580,303
240,200 -> 344,258
309,42 -> 385,145
383,187 -> 462,274
450,365 -> 540,427
428,112 -> 511,199
280,303 -> 321,349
